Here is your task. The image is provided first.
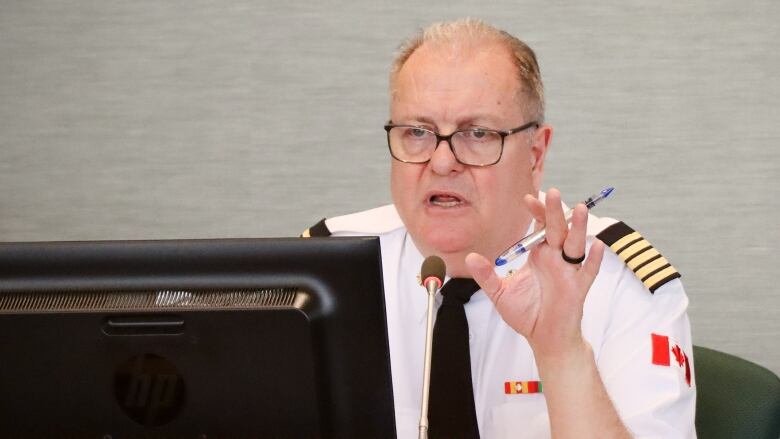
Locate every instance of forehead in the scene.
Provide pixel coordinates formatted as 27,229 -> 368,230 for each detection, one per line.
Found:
391,40 -> 524,126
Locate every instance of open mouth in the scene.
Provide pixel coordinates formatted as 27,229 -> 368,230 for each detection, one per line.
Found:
428,193 -> 465,208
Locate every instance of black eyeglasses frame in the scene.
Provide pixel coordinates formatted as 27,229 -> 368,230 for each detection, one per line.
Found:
383,120 -> 539,167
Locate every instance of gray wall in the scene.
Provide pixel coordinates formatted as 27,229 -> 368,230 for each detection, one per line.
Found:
1,1 -> 778,375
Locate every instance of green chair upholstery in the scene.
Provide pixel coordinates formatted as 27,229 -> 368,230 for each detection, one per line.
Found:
694,345 -> 780,439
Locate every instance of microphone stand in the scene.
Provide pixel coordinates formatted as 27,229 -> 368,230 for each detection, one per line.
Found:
418,278 -> 439,439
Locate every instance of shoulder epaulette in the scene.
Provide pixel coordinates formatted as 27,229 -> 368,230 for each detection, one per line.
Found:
596,221 -> 681,293
301,218 -> 331,238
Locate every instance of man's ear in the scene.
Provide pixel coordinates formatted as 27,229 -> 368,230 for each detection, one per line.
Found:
530,124 -> 553,191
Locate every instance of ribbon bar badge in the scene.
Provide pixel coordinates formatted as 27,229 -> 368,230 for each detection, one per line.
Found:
504,380 -> 542,394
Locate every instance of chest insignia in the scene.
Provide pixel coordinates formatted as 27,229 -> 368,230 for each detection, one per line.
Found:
504,380 -> 542,394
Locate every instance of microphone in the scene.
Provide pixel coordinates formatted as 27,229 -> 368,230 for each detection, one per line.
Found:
418,255 -> 446,439
421,255 -> 446,295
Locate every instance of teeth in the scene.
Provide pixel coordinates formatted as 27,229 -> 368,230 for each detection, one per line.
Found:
433,200 -> 460,207
431,195 -> 462,207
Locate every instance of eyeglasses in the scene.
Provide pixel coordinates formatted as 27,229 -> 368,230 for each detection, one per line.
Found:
383,121 -> 538,167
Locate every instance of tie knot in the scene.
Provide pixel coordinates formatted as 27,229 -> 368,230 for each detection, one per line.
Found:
441,278 -> 480,304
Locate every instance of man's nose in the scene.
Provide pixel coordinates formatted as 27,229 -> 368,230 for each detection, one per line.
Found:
429,138 -> 464,175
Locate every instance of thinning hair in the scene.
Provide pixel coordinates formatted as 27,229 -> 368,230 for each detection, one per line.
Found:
390,18 -> 545,123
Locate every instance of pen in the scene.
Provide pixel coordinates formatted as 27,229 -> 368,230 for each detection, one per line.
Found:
494,186 -> 615,266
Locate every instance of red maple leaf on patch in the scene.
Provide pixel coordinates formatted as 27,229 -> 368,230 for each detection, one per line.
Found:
671,345 -> 685,367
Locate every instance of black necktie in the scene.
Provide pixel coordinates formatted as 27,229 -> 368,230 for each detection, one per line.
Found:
428,277 -> 481,439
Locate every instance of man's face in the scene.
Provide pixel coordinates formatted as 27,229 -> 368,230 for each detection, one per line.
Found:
390,41 -> 551,270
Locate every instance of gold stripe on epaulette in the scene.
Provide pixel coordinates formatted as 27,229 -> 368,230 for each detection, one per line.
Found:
626,247 -> 660,270
301,218 -> 331,238
618,240 -> 652,261
609,231 -> 642,253
635,256 -> 669,280
644,266 -> 678,291
597,221 -> 681,293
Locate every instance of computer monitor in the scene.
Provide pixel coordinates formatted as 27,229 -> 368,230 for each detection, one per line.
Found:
0,237 -> 396,438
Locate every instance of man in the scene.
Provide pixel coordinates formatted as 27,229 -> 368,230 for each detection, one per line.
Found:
304,19 -> 695,438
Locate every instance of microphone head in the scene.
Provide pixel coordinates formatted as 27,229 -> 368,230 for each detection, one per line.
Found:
421,255 -> 446,289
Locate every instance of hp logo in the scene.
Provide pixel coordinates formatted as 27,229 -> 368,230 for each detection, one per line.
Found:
114,354 -> 186,426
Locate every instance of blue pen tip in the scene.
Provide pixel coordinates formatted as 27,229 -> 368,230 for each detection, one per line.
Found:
602,186 -> 614,198
495,258 -> 508,266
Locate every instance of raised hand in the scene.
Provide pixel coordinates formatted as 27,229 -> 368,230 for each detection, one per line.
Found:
465,188 -> 605,359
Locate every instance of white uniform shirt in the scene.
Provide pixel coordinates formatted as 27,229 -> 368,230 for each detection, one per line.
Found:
319,203 -> 696,439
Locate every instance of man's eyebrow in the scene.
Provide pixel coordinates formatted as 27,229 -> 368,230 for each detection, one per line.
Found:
394,115 -> 504,127
455,115 -> 504,127
394,115 -> 436,126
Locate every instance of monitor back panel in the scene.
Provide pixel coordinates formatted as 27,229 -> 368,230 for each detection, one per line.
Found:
0,237 -> 395,438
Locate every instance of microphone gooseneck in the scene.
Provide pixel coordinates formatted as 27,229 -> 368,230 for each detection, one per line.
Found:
418,255 -> 446,439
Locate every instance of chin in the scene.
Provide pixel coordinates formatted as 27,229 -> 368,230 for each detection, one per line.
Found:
397,203 -> 482,257
416,225 -> 476,257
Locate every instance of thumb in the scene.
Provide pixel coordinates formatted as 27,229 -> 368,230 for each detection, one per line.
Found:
465,252 -> 503,299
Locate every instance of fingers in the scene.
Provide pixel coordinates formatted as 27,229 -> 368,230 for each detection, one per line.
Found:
544,189 -> 567,248
465,252 -> 503,299
581,239 -> 605,282
523,194 -> 545,230
562,203 -> 588,261
525,189 -> 597,279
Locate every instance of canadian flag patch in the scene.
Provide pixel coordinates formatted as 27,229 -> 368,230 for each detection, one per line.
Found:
651,333 -> 691,387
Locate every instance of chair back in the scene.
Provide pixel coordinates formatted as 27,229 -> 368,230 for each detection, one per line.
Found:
694,345 -> 780,439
